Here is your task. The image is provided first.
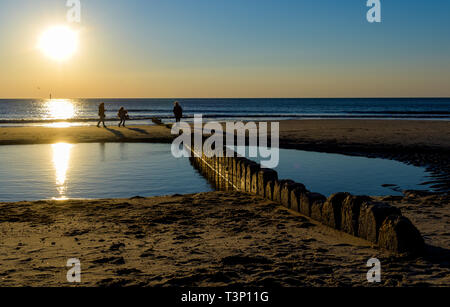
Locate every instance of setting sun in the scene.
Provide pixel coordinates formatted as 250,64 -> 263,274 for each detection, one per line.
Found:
38,26 -> 78,61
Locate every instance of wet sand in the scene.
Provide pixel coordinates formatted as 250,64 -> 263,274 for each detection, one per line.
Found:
0,125 -> 174,145
0,192 -> 448,287
278,119 -> 450,150
0,120 -> 449,148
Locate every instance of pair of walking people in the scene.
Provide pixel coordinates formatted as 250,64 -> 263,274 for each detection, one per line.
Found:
96,103 -> 128,128
97,101 -> 182,128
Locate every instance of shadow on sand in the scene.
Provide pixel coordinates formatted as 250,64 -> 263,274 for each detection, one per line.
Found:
105,128 -> 125,138
126,127 -> 150,135
423,244 -> 450,265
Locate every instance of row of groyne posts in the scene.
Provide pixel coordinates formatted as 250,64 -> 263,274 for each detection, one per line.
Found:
186,143 -> 425,256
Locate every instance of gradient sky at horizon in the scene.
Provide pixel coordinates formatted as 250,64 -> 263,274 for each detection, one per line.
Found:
0,0 -> 449,98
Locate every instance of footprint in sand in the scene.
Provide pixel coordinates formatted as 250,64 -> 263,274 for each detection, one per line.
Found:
298,222 -> 315,228
109,243 -> 125,252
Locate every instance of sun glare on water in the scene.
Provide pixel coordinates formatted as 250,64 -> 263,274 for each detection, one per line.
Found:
38,26 -> 78,61
46,99 -> 75,120
52,143 -> 73,200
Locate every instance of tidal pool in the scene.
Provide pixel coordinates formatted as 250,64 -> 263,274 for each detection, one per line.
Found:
0,143 -> 212,202
0,143 -> 434,202
234,146 -> 433,196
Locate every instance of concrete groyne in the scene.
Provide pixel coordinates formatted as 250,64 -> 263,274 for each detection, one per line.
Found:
188,145 -> 425,256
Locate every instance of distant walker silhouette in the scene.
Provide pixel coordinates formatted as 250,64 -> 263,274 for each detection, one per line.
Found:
97,103 -> 107,128
118,107 -> 128,127
173,101 -> 183,123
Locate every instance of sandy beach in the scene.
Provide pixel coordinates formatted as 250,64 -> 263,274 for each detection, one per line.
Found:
0,119 -> 449,287
278,119 -> 450,150
1,120 -> 449,148
2,0 -> 449,294
0,191 -> 448,287
0,125 -> 174,145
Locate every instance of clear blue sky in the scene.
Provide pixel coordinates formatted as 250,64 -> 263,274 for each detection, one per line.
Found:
1,0 -> 449,98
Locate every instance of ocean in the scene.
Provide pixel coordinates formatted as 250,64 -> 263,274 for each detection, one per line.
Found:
0,98 -> 449,126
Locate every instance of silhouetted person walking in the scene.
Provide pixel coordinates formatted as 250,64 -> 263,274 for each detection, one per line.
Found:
97,103 -> 107,128
118,107 -> 128,127
173,101 -> 183,123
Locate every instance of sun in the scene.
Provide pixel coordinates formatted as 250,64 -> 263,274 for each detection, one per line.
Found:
38,26 -> 78,61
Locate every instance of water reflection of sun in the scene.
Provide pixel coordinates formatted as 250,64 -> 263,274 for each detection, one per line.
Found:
46,99 -> 75,120
52,143 -> 73,200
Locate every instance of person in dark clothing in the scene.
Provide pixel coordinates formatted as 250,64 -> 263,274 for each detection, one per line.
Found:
97,103 -> 107,128
118,107 -> 128,127
173,101 -> 183,122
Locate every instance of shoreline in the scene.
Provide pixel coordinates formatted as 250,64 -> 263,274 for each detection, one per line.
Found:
1,119 -> 448,191
1,116 -> 450,125
0,119 -> 449,147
